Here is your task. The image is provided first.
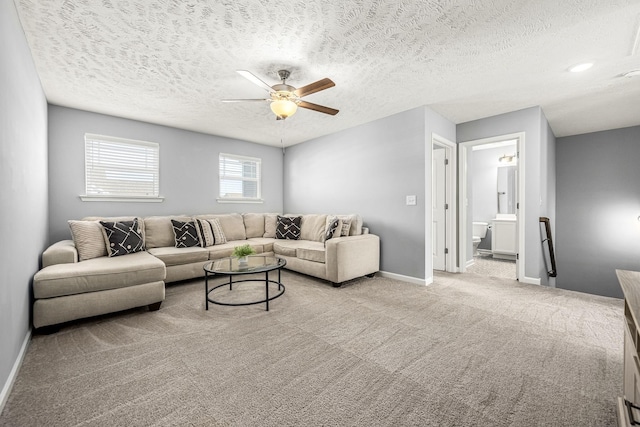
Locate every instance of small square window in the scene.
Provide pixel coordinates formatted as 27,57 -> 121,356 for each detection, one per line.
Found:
82,134 -> 162,202
218,153 -> 262,203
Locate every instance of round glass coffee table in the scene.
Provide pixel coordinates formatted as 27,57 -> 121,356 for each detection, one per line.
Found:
204,255 -> 286,311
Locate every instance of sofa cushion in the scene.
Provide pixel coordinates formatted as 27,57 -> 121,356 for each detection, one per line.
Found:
296,241 -> 326,264
171,219 -> 200,248
33,251 -> 166,299
143,216 -> 192,249
264,214 -> 278,238
100,218 -> 145,257
276,215 -> 301,240
147,246 -> 209,267
273,240 -> 298,257
206,240 -> 262,260
83,216 -> 146,242
300,214 -> 328,242
83,215 -> 141,224
68,220 -> 107,261
247,237 -> 275,253
243,213 -> 265,238
218,214 -> 246,241
196,214 -> 246,241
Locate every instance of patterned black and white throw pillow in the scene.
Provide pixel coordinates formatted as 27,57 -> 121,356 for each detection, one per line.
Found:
171,219 -> 200,248
276,215 -> 301,240
325,217 -> 341,241
194,218 -> 215,247
100,218 -> 145,257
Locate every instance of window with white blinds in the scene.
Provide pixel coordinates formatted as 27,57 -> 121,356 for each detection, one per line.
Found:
218,153 -> 262,202
83,134 -> 161,201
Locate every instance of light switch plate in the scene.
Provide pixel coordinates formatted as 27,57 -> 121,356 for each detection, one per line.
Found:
406,195 -> 417,206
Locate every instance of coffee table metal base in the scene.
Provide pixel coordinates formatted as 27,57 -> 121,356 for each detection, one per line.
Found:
205,269 -> 285,311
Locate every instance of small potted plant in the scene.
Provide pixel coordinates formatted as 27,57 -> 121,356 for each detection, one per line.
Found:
233,244 -> 256,266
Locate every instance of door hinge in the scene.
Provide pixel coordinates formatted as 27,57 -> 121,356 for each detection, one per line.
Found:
517,202 -> 519,209
445,248 -> 449,254
516,253 -> 519,260
444,158 -> 449,165
445,203 -> 449,210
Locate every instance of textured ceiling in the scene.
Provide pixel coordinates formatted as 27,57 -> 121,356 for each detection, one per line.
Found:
14,0 -> 640,147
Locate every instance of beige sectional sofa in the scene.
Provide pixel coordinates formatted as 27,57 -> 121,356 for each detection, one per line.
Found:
33,213 -> 380,330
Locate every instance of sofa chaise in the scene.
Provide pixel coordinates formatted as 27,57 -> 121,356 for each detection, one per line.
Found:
33,213 -> 380,329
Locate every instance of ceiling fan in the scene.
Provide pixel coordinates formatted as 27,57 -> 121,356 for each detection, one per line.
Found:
222,69 -> 339,120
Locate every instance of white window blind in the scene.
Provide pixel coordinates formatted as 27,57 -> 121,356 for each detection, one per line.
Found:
84,134 -> 160,200
218,153 -> 262,202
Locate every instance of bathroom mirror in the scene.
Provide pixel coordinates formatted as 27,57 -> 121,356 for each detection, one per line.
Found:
497,165 -> 517,214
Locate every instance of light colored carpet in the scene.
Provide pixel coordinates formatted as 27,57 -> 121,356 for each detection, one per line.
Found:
0,270 -> 624,426
466,253 -> 516,279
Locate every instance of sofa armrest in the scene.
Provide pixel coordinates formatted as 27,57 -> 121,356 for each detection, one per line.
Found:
325,234 -> 380,283
42,240 -> 78,268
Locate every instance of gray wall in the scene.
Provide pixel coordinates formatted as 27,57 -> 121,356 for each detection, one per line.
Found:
458,107 -> 555,284
556,126 -> 640,298
48,106 -> 284,242
540,117 -> 556,286
284,106 -> 455,281
0,1 -> 49,407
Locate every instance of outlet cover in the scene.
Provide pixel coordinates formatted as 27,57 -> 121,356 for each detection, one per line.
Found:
406,195 -> 417,205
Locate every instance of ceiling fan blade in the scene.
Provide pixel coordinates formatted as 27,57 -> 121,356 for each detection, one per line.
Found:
294,78 -> 335,97
298,100 -> 339,116
221,98 -> 271,103
236,70 -> 274,93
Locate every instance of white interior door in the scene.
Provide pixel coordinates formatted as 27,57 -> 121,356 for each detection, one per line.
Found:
432,148 -> 446,271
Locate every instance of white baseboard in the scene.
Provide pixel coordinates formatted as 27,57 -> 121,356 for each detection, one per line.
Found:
0,328 -> 31,414
466,259 -> 475,269
520,276 -> 541,285
378,271 -> 430,286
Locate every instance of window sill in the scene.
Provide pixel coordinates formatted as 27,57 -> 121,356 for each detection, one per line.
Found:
217,198 -> 264,204
80,195 -> 165,203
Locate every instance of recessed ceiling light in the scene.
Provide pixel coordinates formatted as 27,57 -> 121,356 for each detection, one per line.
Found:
568,62 -> 594,73
623,69 -> 640,78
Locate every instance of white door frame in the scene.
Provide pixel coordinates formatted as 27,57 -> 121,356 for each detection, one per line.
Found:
431,134 -> 457,273
458,132 -> 525,280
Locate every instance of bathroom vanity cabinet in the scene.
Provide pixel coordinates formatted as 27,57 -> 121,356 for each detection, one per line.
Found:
617,269 -> 640,426
491,217 -> 517,259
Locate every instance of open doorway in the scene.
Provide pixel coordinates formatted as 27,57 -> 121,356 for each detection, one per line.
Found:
459,133 -> 525,281
431,134 -> 456,273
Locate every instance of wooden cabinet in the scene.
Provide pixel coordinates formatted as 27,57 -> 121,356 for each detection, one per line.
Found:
616,270 -> 640,426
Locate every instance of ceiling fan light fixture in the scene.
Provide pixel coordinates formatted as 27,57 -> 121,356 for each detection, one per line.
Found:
226,69 -> 338,119
270,99 -> 298,119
